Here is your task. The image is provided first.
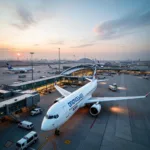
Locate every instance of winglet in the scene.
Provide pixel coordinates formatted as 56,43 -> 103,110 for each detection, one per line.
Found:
85,77 -> 92,82
145,92 -> 150,97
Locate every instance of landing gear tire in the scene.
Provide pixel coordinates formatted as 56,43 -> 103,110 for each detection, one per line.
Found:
55,129 -> 60,135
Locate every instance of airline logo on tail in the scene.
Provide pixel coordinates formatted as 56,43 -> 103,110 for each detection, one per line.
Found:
48,64 -> 52,68
6,63 -> 13,70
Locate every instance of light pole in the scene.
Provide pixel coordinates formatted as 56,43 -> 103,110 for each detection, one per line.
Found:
58,48 -> 60,73
73,54 -> 76,63
30,52 -> 34,80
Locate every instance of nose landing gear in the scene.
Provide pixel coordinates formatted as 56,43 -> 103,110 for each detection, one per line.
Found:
55,129 -> 60,135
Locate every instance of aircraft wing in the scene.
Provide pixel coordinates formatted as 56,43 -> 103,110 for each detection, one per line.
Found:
85,78 -> 108,82
54,85 -> 71,97
85,78 -> 92,82
97,79 -> 108,82
86,92 -> 150,104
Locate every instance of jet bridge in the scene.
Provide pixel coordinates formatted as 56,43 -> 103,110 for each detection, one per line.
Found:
0,92 -> 40,119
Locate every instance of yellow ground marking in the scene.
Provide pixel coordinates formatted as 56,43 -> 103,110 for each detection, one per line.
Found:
5,141 -> 13,148
38,135 -> 56,150
64,140 -> 71,144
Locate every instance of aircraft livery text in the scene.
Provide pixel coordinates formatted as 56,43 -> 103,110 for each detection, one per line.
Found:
68,93 -> 83,108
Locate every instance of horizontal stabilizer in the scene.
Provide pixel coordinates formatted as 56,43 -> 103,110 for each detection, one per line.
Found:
97,79 -> 108,82
85,78 -> 92,82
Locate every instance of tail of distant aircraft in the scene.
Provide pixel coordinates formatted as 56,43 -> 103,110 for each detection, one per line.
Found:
48,64 -> 52,68
6,63 -> 13,70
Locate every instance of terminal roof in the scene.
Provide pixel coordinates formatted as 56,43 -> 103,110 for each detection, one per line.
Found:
10,75 -> 63,87
0,94 -> 31,108
61,64 -> 94,75
0,89 -> 11,94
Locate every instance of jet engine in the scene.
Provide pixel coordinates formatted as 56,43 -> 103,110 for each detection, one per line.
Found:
20,70 -> 27,73
90,103 -> 101,116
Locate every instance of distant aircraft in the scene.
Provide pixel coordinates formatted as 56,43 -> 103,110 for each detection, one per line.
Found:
48,64 -> 57,70
41,66 -> 150,135
6,63 -> 33,73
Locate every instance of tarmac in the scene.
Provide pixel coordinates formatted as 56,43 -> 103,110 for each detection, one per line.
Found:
0,73 -> 150,150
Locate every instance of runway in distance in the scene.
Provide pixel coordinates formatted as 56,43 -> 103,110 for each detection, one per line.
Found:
6,63 -> 33,73
41,66 -> 150,135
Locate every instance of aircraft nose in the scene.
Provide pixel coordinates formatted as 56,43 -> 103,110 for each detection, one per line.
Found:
41,117 -> 55,131
41,121 -> 48,131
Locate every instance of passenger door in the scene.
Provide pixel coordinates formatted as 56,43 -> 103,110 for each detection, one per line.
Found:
63,105 -> 69,119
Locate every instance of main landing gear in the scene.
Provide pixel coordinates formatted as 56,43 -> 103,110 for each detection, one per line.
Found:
55,128 -> 60,135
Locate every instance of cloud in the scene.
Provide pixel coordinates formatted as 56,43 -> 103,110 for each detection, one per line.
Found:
94,9 -> 150,39
12,6 -> 36,30
0,48 -> 10,51
71,43 -> 94,48
34,44 -> 39,46
50,41 -> 64,45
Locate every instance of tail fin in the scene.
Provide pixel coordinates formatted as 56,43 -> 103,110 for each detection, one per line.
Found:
6,63 -> 12,69
48,64 -> 52,68
92,65 -> 97,80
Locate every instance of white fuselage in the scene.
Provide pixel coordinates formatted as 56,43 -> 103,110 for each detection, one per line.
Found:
9,67 -> 33,73
41,80 -> 97,131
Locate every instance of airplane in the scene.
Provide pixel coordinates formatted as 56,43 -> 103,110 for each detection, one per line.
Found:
41,66 -> 150,135
6,63 -> 33,73
48,64 -> 57,70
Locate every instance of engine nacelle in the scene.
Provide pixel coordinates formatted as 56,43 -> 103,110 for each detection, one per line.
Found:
90,103 -> 101,116
20,70 -> 27,73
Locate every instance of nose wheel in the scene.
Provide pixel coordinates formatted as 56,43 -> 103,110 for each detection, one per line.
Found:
55,129 -> 60,135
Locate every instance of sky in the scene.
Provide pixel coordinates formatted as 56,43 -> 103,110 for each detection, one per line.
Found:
0,0 -> 150,60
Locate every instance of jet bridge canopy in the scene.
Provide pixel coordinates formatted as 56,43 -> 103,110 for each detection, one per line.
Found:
61,64 -> 94,75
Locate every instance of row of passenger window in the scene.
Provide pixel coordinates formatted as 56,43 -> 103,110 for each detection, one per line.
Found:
46,114 -> 59,119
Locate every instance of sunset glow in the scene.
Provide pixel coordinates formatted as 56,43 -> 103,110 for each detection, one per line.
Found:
0,0 -> 150,60
110,106 -> 128,114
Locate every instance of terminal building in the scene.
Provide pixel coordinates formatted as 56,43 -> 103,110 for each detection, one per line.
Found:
5,65 -> 94,94
0,64 -> 150,121
2,64 -> 150,93
0,89 -> 40,120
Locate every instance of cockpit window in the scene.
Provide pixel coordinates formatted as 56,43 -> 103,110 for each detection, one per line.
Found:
46,114 -> 59,119
54,114 -> 59,118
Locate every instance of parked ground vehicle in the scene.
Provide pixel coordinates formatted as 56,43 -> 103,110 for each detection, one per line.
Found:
40,76 -> 46,78
143,76 -> 149,80
18,121 -> 34,130
18,75 -> 26,78
109,83 -> 117,91
16,131 -> 38,150
30,108 -> 42,116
